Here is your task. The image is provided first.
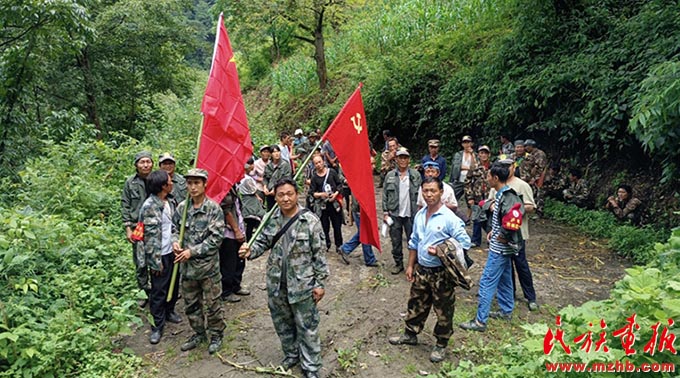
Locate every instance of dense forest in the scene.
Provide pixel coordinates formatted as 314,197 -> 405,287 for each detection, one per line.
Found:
1,0 -> 678,376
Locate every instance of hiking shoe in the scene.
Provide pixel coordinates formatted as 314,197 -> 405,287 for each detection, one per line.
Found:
234,288 -> 250,296
281,356 -> 300,370
459,320 -> 487,332
388,333 -> 417,345
208,335 -> 223,354
489,311 -> 512,321
222,293 -> 241,303
337,249 -> 350,265
528,301 -> 539,311
166,312 -> 182,324
390,265 -> 404,275
430,345 -> 446,363
366,262 -> 379,267
181,333 -> 206,351
149,329 -> 162,345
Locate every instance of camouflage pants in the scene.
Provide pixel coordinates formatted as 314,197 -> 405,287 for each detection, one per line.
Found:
533,185 -> 544,215
404,266 -> 456,347
182,274 -> 225,337
268,284 -> 322,373
132,243 -> 150,292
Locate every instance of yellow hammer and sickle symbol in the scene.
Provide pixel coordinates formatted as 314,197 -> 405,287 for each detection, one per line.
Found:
350,113 -> 362,134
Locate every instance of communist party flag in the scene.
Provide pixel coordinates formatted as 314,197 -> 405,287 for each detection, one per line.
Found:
322,84 -> 381,251
197,13 -> 252,203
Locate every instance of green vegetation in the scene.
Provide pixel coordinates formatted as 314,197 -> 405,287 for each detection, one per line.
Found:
544,199 -> 668,264
434,229 -> 680,377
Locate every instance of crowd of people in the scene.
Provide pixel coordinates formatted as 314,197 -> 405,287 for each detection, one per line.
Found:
120,129 -> 643,377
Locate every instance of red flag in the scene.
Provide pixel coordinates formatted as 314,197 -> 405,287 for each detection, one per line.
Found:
197,13 -> 252,203
322,84 -> 381,251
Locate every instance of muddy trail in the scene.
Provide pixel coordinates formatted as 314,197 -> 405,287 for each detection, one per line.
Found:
122,182 -> 630,378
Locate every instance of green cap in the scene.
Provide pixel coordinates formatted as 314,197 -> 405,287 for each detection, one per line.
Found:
134,151 -> 152,165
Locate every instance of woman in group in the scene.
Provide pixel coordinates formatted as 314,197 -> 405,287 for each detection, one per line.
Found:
309,154 -> 344,256
263,145 -> 292,210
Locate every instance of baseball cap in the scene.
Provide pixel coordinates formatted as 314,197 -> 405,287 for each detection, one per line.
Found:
294,128 -> 304,136
259,145 -> 271,152
158,152 -> 176,164
428,139 -> 440,147
478,145 -> 490,152
524,139 -> 536,147
423,161 -> 440,170
462,135 -> 473,142
185,168 -> 208,180
395,147 -> 410,157
134,151 -> 152,165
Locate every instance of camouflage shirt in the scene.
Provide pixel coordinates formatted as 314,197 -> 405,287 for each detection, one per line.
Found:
168,173 -> 187,208
380,149 -> 397,173
121,174 -> 148,228
138,194 -> 173,271
525,149 -> 548,184
564,179 -> 589,206
249,208 -> 328,304
464,162 -> 490,204
172,197 -> 225,280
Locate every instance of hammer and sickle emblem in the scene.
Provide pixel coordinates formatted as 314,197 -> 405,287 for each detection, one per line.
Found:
350,113 -> 362,134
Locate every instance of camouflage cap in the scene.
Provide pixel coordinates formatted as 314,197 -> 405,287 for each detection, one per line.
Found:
158,152 -> 176,164
185,168 -> 208,180
134,151 -> 152,165
308,131 -> 319,138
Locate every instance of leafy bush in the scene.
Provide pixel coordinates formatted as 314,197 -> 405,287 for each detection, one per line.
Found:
435,229 -> 680,377
0,134 -> 145,377
544,199 -> 668,264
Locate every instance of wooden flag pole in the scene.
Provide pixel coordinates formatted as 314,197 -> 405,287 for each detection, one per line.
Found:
166,114 -> 204,302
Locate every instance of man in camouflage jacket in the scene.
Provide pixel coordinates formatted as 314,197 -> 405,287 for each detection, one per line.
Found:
172,168 -> 226,354
239,178 -> 328,378
464,145 -> 491,247
522,140 -> 548,215
121,151 -> 153,306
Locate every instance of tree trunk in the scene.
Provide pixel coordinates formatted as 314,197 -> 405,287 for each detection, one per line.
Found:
313,9 -> 328,90
77,46 -> 102,136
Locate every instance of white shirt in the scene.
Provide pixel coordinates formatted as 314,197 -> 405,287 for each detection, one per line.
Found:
398,172 -> 411,217
161,201 -> 173,256
417,182 -> 458,209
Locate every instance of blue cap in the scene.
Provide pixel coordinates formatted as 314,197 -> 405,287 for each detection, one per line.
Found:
423,161 -> 440,170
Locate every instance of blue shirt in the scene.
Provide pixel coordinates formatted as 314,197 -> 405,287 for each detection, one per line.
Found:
420,154 -> 447,181
408,204 -> 471,267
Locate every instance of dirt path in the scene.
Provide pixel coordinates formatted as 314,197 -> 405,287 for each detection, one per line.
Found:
123,182 -> 629,378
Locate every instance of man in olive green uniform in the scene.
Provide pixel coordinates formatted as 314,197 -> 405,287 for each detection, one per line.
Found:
173,168 -> 226,354
121,151 -> 153,307
239,178 -> 328,378
159,152 -> 187,208
383,147 -> 422,275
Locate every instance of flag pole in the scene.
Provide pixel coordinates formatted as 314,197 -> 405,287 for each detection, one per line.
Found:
166,114 -> 204,302
245,138 -> 325,249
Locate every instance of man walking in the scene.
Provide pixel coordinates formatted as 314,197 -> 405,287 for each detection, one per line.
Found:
383,147 -> 421,274
389,177 -> 471,362
121,151 -> 153,307
173,168 -> 226,354
460,162 -> 524,332
138,170 -> 182,345
239,178 -> 328,378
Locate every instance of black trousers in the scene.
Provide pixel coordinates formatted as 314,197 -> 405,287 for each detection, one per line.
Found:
244,218 -> 260,241
320,206 -> 343,249
219,238 -> 245,296
511,240 -> 537,302
149,253 -> 180,331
